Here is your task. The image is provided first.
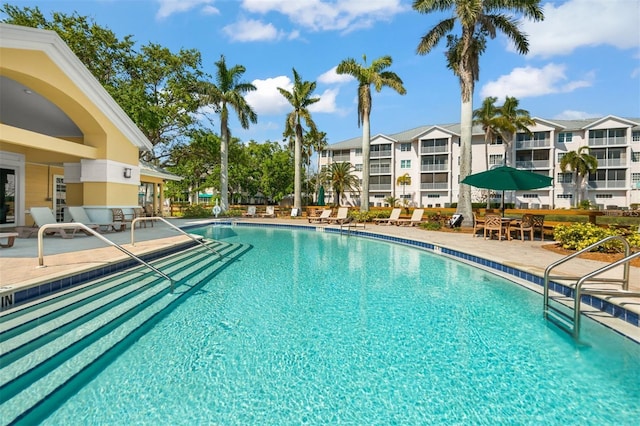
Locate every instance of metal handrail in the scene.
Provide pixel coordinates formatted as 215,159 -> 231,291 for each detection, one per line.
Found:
131,216 -> 223,258
37,223 -> 174,289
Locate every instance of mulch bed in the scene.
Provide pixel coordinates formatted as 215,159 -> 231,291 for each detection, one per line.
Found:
541,243 -> 640,267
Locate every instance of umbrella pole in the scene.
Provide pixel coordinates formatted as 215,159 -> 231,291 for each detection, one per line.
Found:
501,190 -> 505,217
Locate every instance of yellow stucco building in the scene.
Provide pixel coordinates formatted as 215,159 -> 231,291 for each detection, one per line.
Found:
0,23 -> 177,228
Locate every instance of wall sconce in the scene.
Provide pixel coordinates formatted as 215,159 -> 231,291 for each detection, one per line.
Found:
124,167 -> 132,179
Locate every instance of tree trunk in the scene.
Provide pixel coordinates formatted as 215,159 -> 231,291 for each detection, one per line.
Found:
361,114 -> 371,212
457,97 -> 473,227
294,125 -> 302,212
220,115 -> 229,212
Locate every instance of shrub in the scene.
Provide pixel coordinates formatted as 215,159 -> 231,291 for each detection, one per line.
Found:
350,210 -> 373,222
419,221 -> 442,231
182,204 -> 212,218
553,222 -> 639,253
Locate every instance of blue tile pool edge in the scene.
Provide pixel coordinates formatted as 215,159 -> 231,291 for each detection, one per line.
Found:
221,221 -> 640,335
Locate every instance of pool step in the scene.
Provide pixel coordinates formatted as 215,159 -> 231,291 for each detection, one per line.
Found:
0,240 -> 251,425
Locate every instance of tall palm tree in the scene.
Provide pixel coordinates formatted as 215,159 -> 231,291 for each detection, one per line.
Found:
320,162 -> 360,207
336,55 -> 406,212
306,128 -> 328,203
497,96 -> 535,167
413,0 -> 544,226
473,96 -> 502,208
278,68 -> 320,213
200,55 -> 257,211
560,146 -> 598,207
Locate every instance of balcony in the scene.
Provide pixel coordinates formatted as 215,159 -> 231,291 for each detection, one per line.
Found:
420,145 -> 448,154
421,163 -> 448,172
370,165 -> 391,174
588,180 -> 627,189
589,136 -> 627,146
515,160 -> 550,169
332,154 -> 350,162
420,183 -> 449,190
596,158 -> 626,168
515,139 -> 550,149
369,184 -> 392,191
370,150 -> 392,158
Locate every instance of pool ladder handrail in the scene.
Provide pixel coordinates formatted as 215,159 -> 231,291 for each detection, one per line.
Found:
130,216 -> 223,258
543,235 -> 640,339
37,223 -> 175,290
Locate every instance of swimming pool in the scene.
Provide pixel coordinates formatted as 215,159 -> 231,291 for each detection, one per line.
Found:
41,226 -> 640,424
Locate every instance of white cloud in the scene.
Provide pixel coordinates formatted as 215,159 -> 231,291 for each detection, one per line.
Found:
156,0 -> 217,20
631,68 -> 640,79
519,0 -> 640,58
241,0 -> 405,32
309,88 -> 341,113
480,63 -> 594,99
245,76 -> 293,115
554,110 -> 603,120
318,66 -> 354,84
222,18 -> 286,42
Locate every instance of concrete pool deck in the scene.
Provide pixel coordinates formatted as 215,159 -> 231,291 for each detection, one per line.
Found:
1,217 -> 638,338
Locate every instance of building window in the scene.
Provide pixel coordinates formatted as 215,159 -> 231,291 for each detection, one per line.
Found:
595,194 -> 613,199
557,152 -> 566,162
355,148 -> 362,156
427,194 -> 440,198
321,151 -> 328,157
558,132 -> 573,143
492,135 -> 503,145
632,151 -> 640,162
633,131 -> 640,142
400,194 -> 411,199
557,173 -> 573,183
632,173 -> 640,184
401,160 -> 411,169
556,194 -> 573,199
489,154 -> 503,166
354,163 -> 363,171
400,143 -> 411,152
522,193 -> 538,198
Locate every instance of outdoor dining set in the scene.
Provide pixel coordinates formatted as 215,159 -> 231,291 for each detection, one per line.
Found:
474,213 -> 545,241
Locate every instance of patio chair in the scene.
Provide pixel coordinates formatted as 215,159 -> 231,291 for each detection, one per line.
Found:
260,205 -> 277,218
394,209 -> 425,227
484,214 -> 509,240
472,212 -> 485,237
325,207 -> 351,225
373,208 -> 401,225
532,214 -> 545,241
111,208 -> 134,229
309,209 -> 332,224
68,206 -> 125,233
133,206 -> 152,228
243,206 -> 257,217
0,232 -> 19,248
29,207 -> 85,238
511,213 -> 534,241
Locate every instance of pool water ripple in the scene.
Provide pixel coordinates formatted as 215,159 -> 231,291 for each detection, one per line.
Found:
42,226 -> 640,425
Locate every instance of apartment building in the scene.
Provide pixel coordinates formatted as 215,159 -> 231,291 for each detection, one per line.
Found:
319,115 -> 640,210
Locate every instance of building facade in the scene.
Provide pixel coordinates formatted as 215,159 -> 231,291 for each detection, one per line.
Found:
320,116 -> 640,210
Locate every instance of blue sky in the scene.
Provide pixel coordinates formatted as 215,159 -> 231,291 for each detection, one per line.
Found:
4,0 -> 640,146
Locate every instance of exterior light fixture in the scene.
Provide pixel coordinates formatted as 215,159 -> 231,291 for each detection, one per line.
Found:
124,167 -> 132,179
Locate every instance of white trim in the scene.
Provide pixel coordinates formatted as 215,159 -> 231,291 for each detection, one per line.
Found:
64,159 -> 140,185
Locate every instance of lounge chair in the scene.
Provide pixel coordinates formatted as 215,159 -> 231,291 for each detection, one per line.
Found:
325,207 -> 351,225
374,208 -> 401,225
394,209 -> 425,226
29,207 -> 87,238
243,206 -> 257,217
260,205 -> 276,218
68,206 -> 125,232
0,232 -> 19,248
309,209 -> 332,224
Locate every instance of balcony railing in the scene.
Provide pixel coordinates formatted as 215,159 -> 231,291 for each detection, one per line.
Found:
596,158 -> 626,167
589,136 -> 627,146
332,154 -> 350,162
588,181 -> 627,189
369,184 -> 392,191
515,139 -> 550,149
421,163 -> 448,172
515,160 -> 550,169
420,145 -> 448,154
420,183 -> 449,190
370,165 -> 391,174
370,150 -> 392,158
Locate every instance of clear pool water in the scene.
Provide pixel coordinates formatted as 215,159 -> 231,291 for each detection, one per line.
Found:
43,226 -> 640,424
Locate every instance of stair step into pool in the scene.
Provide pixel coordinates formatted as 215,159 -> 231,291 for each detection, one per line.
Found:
0,239 -> 252,425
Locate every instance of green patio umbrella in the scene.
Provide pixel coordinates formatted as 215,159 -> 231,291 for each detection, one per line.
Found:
461,166 -> 553,216
317,185 -> 325,206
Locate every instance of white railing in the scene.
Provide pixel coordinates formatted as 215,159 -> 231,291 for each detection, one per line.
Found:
515,160 -> 550,169
421,164 -> 448,172
420,145 -> 448,153
596,158 -> 626,167
420,183 -> 449,190
589,136 -> 627,146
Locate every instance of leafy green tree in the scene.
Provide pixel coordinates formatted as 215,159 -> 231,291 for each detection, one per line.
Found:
413,0 -> 544,226
497,96 -> 535,166
320,162 -> 360,206
198,55 -> 257,212
336,55 -> 406,212
560,146 -> 598,207
259,144 -> 295,203
306,128 -> 328,203
278,68 -> 320,213
473,96 -> 503,208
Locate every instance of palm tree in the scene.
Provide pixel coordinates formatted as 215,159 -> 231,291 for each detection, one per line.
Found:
413,0 -> 544,226
560,146 -> 598,207
278,68 -> 320,213
497,96 -> 535,167
306,128 -> 328,203
320,162 -> 360,206
200,55 -> 257,211
336,55 -> 406,212
473,96 -> 502,209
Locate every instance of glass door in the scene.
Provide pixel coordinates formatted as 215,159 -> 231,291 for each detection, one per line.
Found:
0,168 -> 15,224
53,175 -> 66,222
